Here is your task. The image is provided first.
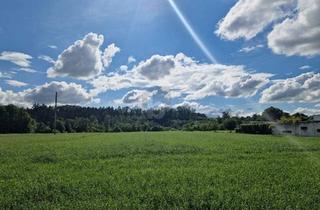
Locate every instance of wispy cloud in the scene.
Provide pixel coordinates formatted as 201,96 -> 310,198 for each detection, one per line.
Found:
19,67 -> 37,73
0,72 -> 12,79
299,65 -> 311,70
5,79 -> 28,87
48,45 -> 58,49
239,44 -> 264,53
0,51 -> 32,67
38,55 -> 55,64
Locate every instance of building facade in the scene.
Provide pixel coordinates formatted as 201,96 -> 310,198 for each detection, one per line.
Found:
272,115 -> 320,137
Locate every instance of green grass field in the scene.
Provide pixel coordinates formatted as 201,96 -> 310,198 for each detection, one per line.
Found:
1,132 -> 320,209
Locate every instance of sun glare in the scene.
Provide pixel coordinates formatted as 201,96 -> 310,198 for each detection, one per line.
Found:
167,0 -> 218,64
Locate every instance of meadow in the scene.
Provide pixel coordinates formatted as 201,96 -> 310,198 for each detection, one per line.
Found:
0,132 -> 320,209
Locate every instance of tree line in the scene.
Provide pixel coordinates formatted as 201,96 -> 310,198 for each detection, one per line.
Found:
0,104 -> 312,134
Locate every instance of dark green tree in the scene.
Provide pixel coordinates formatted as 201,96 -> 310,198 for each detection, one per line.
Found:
262,106 -> 289,122
223,118 -> 237,132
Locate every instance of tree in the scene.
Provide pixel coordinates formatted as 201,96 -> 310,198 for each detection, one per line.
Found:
35,122 -> 51,133
56,120 -> 66,133
0,105 -> 35,133
223,118 -> 237,132
262,106 -> 289,122
222,111 -> 231,120
2,103 -> 312,134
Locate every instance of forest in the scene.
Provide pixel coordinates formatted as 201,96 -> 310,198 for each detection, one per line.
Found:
0,104 -> 311,133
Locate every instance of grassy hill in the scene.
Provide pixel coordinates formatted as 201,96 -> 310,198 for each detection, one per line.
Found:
1,132 -> 320,209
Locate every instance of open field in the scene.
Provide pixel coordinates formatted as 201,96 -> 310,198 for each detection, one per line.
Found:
1,132 -> 320,209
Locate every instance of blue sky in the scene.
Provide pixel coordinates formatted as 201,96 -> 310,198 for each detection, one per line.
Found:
0,0 -> 319,116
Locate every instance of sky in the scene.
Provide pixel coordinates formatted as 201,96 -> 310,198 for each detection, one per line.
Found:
0,0 -> 319,117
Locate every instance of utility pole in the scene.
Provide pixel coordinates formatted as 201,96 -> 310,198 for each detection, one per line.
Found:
54,92 -> 57,135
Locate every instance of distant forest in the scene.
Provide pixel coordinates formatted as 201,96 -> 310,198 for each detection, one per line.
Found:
0,104 -> 311,134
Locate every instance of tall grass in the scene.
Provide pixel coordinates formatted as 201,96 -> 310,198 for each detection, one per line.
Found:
0,132 -> 320,209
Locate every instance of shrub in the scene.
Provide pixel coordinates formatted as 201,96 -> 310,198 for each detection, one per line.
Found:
238,123 -> 272,134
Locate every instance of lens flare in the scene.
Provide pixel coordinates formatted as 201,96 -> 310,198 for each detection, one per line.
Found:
167,0 -> 218,64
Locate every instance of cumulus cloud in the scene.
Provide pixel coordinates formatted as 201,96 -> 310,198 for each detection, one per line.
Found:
215,0 -> 295,40
173,101 -> 222,117
172,101 -> 256,117
38,55 -> 55,64
216,0 -> 320,57
230,109 -> 258,117
0,81 -> 92,107
5,80 -> 28,87
0,51 -> 32,67
91,53 -> 272,100
293,107 -> 320,115
47,33 -> 120,79
115,89 -> 157,108
136,55 -> 175,80
116,65 -> 129,75
260,72 -> 320,103
268,0 -> 320,57
102,43 -> 120,68
0,88 -> 25,106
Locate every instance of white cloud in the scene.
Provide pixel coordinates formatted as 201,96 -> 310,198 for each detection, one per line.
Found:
117,65 -> 129,74
0,81 -> 92,107
102,43 -> 120,68
19,68 -> 37,73
173,101 -> 222,117
216,0 -> 320,57
0,72 -> 12,78
0,88 -> 25,106
115,89 -> 157,108
91,53 -> 272,100
315,104 -> 320,108
293,107 -> 320,116
299,65 -> 312,70
260,72 -> 320,103
239,44 -> 264,53
5,80 -> 28,87
48,45 -> 58,49
24,82 -> 92,105
0,51 -> 32,67
230,108 -> 259,117
128,56 -> 136,64
38,55 -> 55,64
172,101 -> 255,117
47,33 -> 119,79
215,0 -> 295,40
136,55 -> 175,80
268,0 -> 320,57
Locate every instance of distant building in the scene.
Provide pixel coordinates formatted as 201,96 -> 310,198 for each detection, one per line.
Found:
272,115 -> 320,137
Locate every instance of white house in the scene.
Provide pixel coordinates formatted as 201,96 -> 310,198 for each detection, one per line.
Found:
272,115 -> 320,137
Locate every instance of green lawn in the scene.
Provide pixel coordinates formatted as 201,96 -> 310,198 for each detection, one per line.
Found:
1,132 -> 320,209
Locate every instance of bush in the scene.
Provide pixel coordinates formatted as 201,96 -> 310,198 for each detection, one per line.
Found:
223,119 -> 237,131
238,123 -> 272,134
35,122 -> 52,133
